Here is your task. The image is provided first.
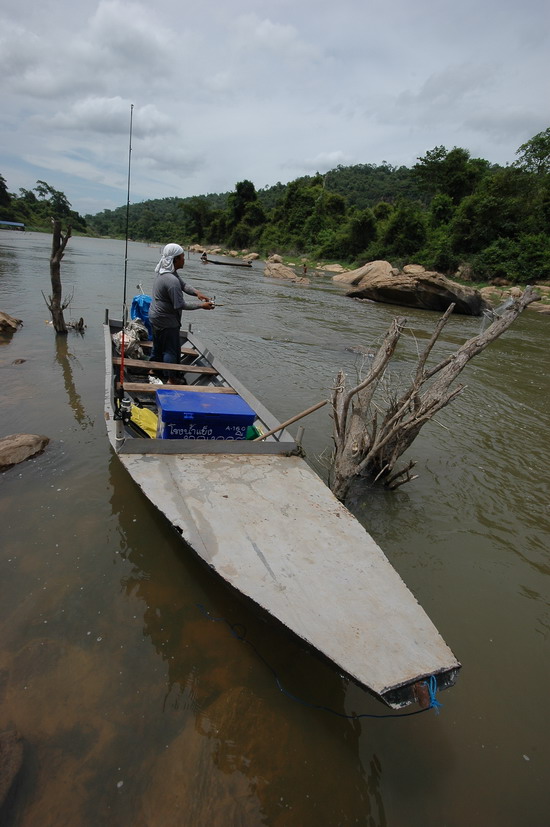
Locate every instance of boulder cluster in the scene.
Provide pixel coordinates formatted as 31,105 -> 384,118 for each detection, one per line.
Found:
188,245 -> 260,261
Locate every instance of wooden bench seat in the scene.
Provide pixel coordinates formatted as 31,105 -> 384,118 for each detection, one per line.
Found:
119,382 -> 237,394
113,357 -> 217,375
140,341 -> 198,357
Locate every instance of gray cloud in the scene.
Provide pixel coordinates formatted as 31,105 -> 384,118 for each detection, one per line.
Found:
0,0 -> 548,214
35,99 -> 172,137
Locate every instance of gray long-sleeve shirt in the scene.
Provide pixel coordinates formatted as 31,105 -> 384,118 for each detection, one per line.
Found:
148,271 -> 202,329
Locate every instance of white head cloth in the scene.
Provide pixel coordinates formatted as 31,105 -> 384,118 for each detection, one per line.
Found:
155,243 -> 184,275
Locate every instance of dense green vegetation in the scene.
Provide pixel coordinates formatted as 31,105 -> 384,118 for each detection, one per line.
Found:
0,178 -> 88,234
2,128 -> 549,283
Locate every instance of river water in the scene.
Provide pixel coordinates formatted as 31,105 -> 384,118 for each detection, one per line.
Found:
0,232 -> 548,826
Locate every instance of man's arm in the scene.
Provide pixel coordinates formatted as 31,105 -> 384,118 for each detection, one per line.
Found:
168,280 -> 186,311
182,282 -> 211,302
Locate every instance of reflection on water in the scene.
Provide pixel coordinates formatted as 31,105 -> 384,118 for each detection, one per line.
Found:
109,457 -> 384,824
54,336 -> 94,429
0,233 -> 548,825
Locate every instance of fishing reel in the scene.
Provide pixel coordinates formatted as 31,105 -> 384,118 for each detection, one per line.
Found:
114,391 -> 133,424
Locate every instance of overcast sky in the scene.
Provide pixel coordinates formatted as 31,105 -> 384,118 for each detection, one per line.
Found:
1,0 -> 548,216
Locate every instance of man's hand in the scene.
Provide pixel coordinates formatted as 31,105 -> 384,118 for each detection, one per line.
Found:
200,301 -> 215,310
196,292 -> 210,302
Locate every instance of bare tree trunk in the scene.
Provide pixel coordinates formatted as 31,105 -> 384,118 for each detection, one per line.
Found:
329,286 -> 540,501
44,219 -> 72,335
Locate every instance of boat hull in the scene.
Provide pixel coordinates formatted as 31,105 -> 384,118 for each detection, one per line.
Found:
104,321 -> 460,708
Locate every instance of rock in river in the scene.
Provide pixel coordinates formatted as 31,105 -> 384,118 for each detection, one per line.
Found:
264,261 -> 309,283
0,434 -> 50,471
335,261 -> 489,316
0,311 -> 23,334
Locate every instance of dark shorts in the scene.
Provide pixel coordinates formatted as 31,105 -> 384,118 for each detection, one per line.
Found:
150,326 -> 180,363
150,326 -> 181,380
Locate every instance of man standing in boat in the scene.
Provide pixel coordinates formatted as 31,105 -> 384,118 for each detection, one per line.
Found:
149,243 -> 213,382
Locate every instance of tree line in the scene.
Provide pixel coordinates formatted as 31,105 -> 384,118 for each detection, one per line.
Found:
0,178 -> 88,234
2,128 -> 549,283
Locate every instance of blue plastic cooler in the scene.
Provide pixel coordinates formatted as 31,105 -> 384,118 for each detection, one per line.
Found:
156,389 -> 256,440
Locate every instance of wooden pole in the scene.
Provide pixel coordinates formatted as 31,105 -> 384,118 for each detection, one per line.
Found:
253,399 -> 327,441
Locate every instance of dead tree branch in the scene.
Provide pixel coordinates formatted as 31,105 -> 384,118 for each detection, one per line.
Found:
329,286 -> 540,501
44,219 -> 72,335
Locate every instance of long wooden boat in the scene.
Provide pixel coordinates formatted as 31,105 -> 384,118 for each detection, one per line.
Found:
202,257 -> 252,268
104,315 -> 460,709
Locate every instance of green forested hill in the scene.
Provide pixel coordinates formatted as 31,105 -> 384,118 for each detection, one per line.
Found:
89,131 -> 550,283
85,163 -> 424,240
2,128 -> 549,284
323,163 -> 425,207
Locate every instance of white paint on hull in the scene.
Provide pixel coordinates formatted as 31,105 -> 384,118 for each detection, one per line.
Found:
121,451 -> 460,703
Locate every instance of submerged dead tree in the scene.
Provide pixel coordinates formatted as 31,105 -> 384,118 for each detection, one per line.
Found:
330,286 -> 540,501
43,219 -> 72,334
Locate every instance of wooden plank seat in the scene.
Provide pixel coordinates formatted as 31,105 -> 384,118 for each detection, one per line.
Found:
140,341 -> 199,358
119,382 -> 237,394
113,357 -> 217,375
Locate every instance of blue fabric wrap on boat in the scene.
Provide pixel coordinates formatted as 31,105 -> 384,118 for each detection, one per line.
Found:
130,294 -> 153,339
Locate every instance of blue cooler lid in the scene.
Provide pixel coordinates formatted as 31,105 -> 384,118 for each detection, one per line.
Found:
156,389 -> 256,417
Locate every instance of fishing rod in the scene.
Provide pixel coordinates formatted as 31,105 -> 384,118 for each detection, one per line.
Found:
122,102 -> 134,332
203,298 -> 285,308
116,103 -> 134,424
209,297 -> 289,307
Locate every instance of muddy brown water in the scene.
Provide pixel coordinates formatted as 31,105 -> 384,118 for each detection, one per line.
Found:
0,232 -> 548,825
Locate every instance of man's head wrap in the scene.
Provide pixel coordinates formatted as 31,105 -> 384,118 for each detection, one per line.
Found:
155,243 -> 184,275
